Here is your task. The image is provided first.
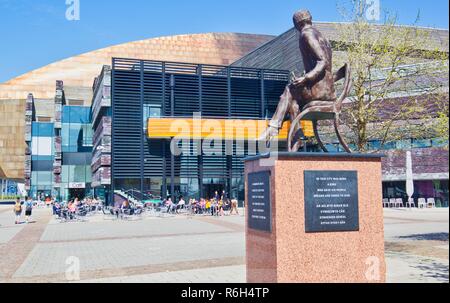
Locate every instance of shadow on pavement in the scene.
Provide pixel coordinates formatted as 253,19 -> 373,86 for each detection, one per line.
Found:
399,233 -> 449,242
414,261 -> 449,283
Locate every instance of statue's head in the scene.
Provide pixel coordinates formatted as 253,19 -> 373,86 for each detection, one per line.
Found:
293,10 -> 312,31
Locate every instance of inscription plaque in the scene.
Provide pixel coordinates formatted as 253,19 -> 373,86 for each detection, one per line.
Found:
247,171 -> 272,232
304,171 -> 359,233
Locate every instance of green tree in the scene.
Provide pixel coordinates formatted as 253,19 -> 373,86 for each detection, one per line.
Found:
332,0 -> 449,152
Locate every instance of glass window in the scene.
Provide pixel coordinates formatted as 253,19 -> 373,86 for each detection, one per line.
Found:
231,177 -> 245,205
412,139 -> 432,148
62,121 -> 92,152
61,165 -> 91,184
85,166 -> 92,183
396,140 -> 412,150
381,141 -> 396,150
150,107 -> 161,118
63,106 -> 91,124
72,165 -> 86,183
82,125 -> 93,146
32,137 -> 53,156
144,105 -> 162,125
383,182 -> 407,200
434,180 -> 449,207
325,144 -> 341,152
31,171 -> 52,186
431,138 -> 449,148
32,122 -> 54,137
69,123 -> 82,146
179,178 -> 199,200
367,140 -> 381,150
143,178 -> 163,198
114,179 -> 140,192
61,125 -> 70,149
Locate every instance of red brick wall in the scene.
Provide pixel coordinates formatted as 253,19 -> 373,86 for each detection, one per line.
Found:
382,147 -> 449,177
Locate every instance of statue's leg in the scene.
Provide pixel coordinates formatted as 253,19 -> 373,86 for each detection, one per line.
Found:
289,100 -> 302,152
260,85 -> 294,144
270,86 -> 293,129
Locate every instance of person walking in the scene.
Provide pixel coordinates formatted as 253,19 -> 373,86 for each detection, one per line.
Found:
177,197 -> 186,214
230,198 -> 239,215
205,199 -> 211,215
24,197 -> 34,223
221,190 -> 227,202
13,198 -> 22,224
166,198 -> 174,214
214,191 -> 220,202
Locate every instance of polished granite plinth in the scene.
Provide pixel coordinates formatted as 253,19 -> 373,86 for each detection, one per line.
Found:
245,153 -> 386,283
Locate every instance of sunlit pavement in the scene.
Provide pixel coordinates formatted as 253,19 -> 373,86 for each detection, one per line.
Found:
0,206 -> 447,283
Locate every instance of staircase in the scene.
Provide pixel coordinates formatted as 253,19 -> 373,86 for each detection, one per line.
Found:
114,190 -> 139,205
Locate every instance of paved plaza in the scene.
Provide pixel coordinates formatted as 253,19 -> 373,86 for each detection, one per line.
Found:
0,205 -> 448,283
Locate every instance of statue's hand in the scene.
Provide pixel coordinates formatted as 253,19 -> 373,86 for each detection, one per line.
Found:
292,76 -> 307,88
259,125 -> 280,143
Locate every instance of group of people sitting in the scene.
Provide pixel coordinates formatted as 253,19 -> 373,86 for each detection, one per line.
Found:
164,191 -> 239,216
53,197 -> 101,221
110,199 -> 143,219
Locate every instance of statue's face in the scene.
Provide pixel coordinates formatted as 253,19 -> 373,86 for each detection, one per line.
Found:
294,20 -> 307,31
293,10 -> 312,31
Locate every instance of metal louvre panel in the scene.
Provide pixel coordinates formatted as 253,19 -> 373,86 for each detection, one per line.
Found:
176,140 -> 201,178
230,77 -> 262,118
143,139 -> 165,177
172,74 -> 200,116
112,67 -> 142,178
143,71 -> 164,106
202,74 -> 228,118
202,141 -> 227,178
232,141 -> 248,175
264,79 -> 287,118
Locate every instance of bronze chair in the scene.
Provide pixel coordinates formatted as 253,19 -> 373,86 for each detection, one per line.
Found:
288,63 -> 353,153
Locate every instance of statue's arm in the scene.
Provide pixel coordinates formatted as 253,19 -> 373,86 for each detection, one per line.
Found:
333,65 -> 346,83
302,31 -> 327,84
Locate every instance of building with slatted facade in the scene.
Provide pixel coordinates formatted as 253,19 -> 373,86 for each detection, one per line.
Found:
107,59 -> 300,203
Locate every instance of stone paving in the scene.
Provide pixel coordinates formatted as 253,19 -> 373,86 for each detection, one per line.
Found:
0,205 -> 448,283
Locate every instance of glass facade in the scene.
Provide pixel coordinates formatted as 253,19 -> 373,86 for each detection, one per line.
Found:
383,180 -> 449,207
59,106 -> 93,200
62,106 -> 93,152
29,122 -> 54,200
0,179 -> 19,197
29,106 -> 93,202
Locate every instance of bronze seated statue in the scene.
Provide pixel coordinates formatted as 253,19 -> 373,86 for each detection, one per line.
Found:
260,10 -> 352,153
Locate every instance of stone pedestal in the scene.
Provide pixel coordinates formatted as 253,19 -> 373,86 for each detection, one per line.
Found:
245,153 -> 386,283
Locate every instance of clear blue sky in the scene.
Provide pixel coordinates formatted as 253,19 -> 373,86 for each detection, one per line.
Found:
0,0 -> 448,82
